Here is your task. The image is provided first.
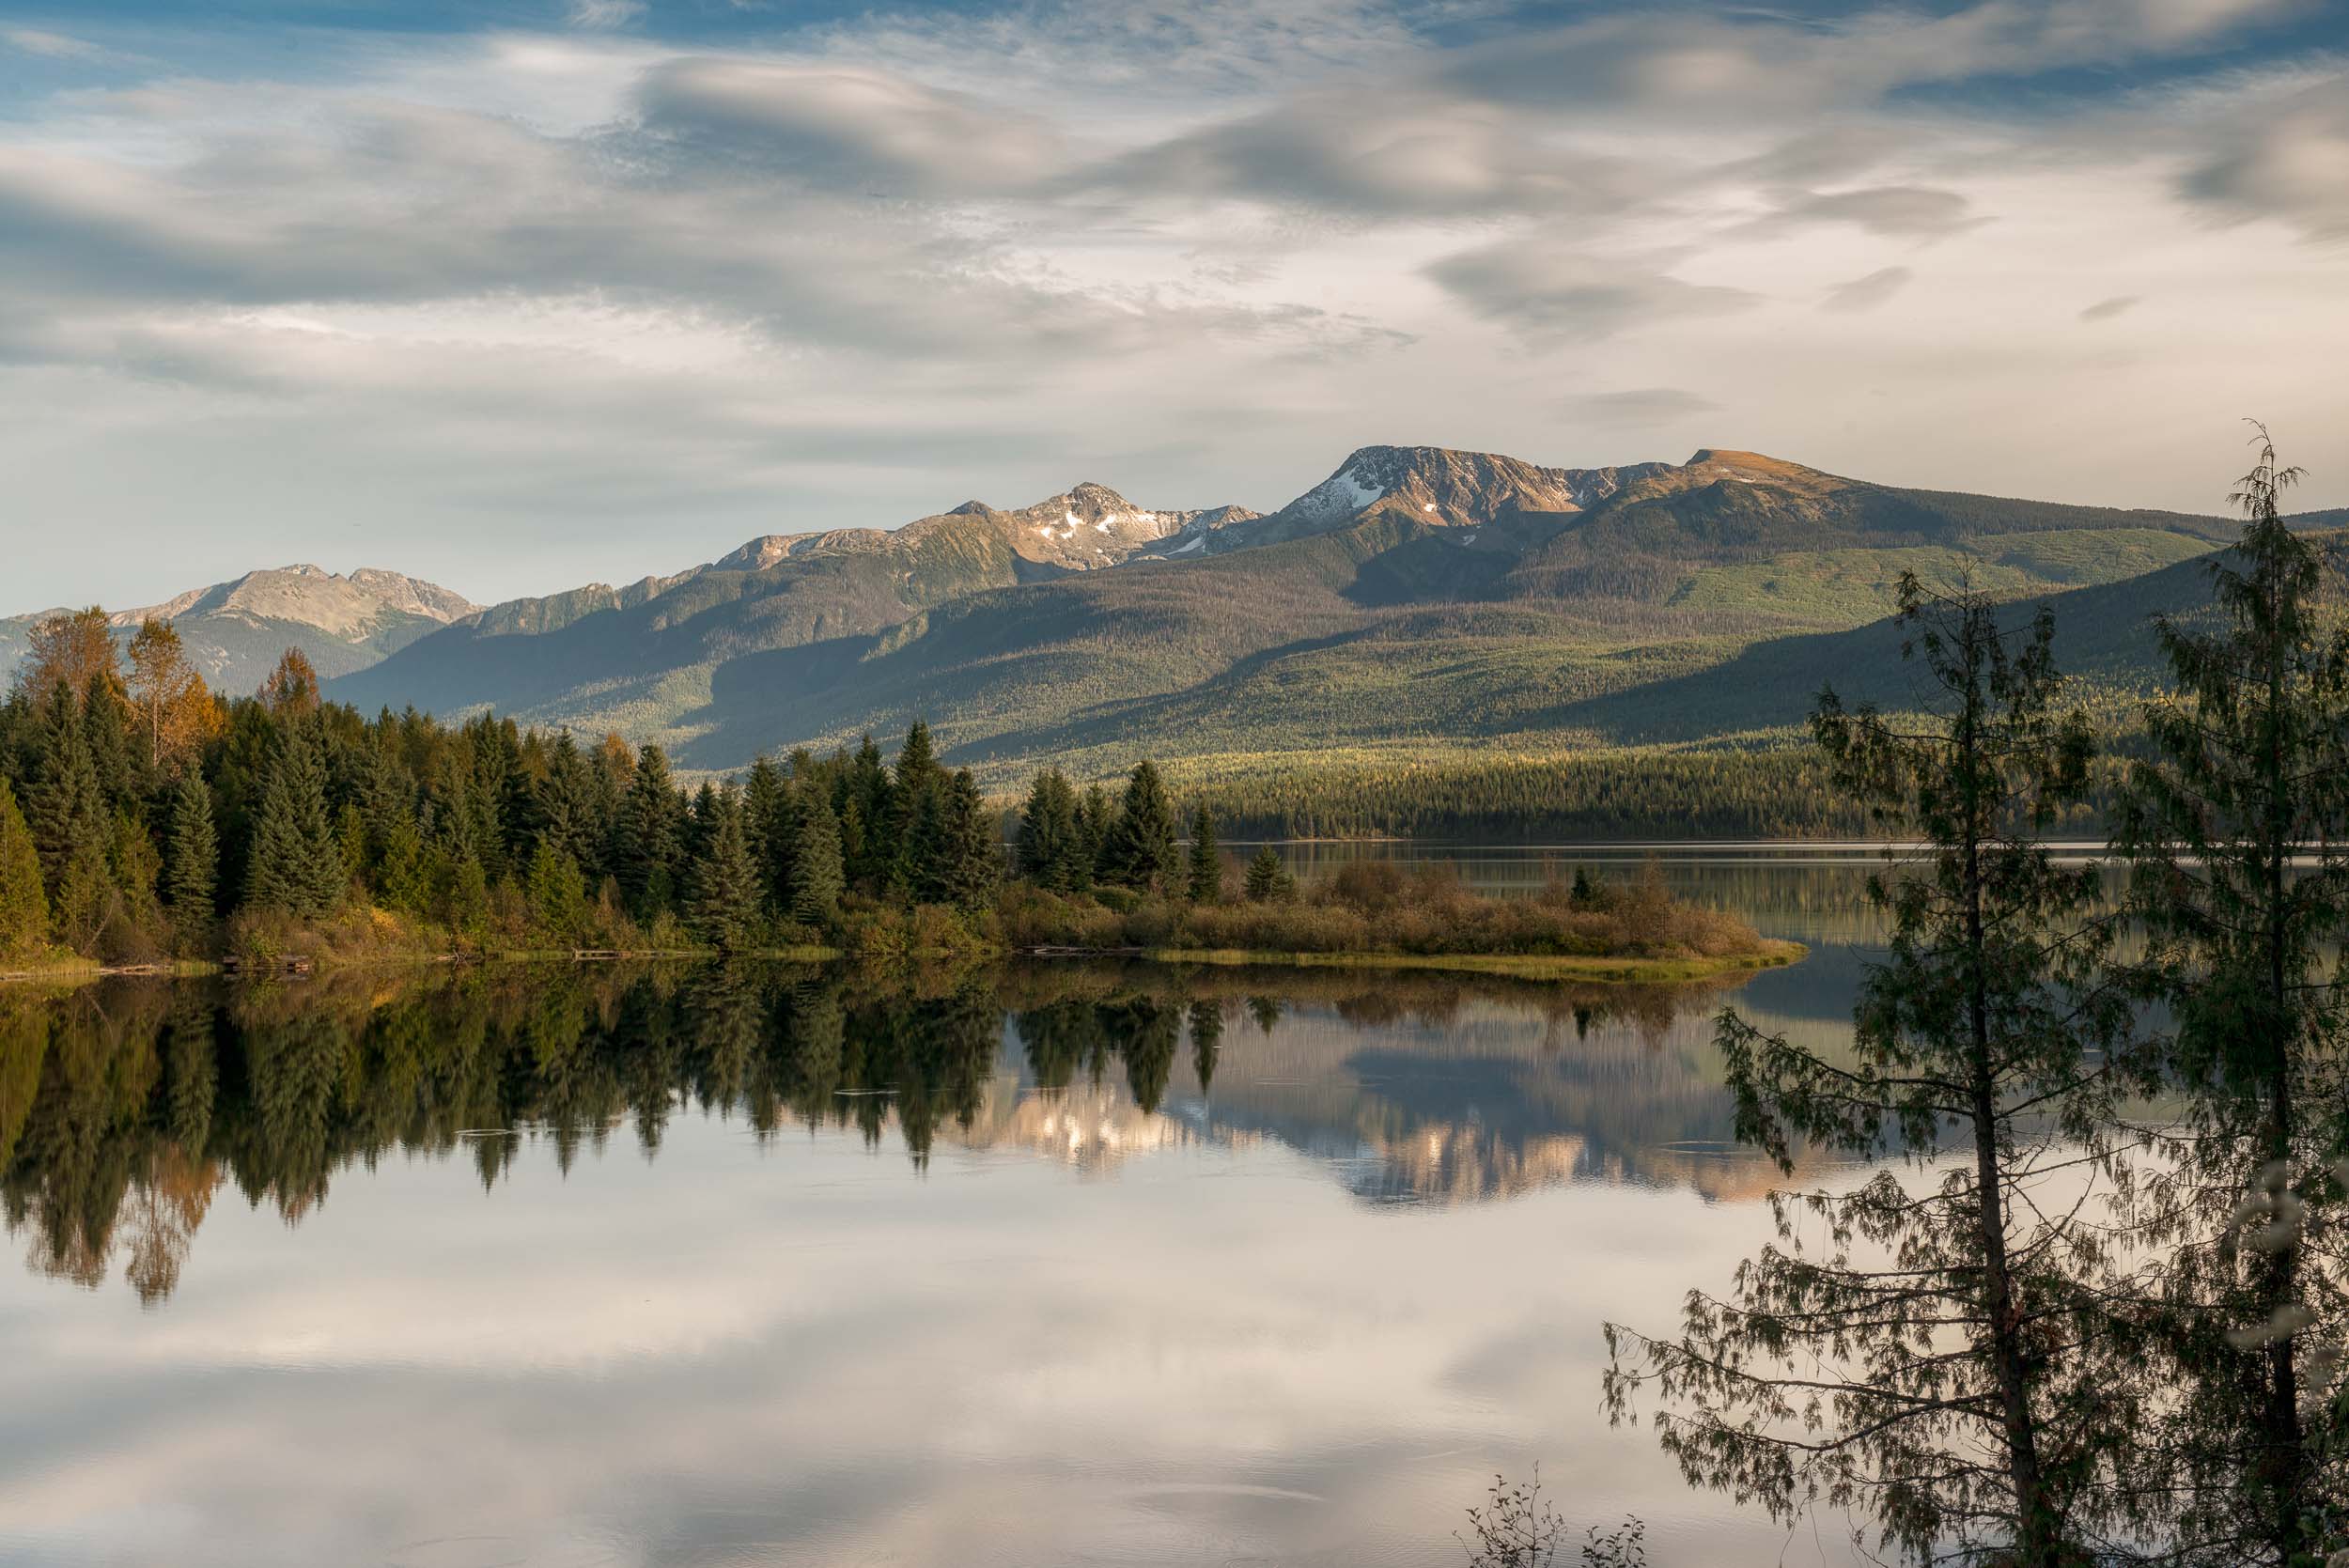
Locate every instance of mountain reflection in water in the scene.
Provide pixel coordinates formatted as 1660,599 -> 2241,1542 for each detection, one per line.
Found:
0,959 -> 1805,1305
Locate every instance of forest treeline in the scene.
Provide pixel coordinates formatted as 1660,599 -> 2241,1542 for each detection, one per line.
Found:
0,606 -> 1769,972
0,603 -> 1186,967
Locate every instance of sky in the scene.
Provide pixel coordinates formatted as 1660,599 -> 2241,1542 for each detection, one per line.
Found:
1,0 -> 2345,611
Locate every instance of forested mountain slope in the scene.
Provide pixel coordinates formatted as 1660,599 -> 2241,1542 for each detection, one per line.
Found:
321,443 -> 2294,776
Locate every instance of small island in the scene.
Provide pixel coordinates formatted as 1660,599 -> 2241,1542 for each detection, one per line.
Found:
999,857 -> 1799,985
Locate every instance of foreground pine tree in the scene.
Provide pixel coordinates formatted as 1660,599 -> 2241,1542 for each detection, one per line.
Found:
1607,576 -> 2143,1568
244,722 -> 346,919
2110,426 -> 2349,1566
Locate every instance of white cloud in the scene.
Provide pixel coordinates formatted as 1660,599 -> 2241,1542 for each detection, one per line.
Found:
1424,241 -> 1762,341
567,0 -> 646,29
3,27 -> 101,60
1822,265 -> 1915,313
0,0 -> 2342,609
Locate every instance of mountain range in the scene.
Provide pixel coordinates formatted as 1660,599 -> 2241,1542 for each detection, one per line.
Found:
13,444 -> 2343,780
0,565 -> 478,697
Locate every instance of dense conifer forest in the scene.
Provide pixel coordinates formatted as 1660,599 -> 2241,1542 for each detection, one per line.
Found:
0,608 -> 1772,974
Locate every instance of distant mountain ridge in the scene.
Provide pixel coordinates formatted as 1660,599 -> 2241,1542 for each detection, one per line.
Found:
0,564 -> 479,696
20,445 -> 2335,779
317,442 -> 2277,775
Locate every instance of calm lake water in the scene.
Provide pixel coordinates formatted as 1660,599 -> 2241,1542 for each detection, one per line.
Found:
0,846 -> 1921,1568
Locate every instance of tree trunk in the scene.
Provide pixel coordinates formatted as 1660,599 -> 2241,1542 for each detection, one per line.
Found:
2255,577 -> 2307,1566
1960,657 -> 2057,1567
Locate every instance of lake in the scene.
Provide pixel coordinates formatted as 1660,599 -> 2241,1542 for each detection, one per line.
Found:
0,846 -> 1910,1568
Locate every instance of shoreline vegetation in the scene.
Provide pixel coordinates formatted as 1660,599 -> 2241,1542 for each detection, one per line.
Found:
0,617 -> 1798,989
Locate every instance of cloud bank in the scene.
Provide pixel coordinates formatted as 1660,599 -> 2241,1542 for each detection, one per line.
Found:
0,0 -> 2341,609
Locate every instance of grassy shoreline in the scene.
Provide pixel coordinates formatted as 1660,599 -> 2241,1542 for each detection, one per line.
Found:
3,936 -> 1804,989
1122,939 -> 1806,984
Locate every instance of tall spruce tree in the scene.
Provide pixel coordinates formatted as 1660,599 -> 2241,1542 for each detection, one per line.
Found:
164,772 -> 217,944
2110,426 -> 2349,1566
25,680 -> 105,895
82,675 -> 145,812
924,769 -> 999,911
1187,805 -> 1220,903
0,777 -> 49,960
1105,761 -> 1178,892
1077,782 -> 1112,888
743,754 -> 785,899
614,743 -> 682,916
1606,576 -> 2143,1568
535,732 -> 601,871
689,790 -> 762,952
786,782 -> 844,924
892,722 -> 944,893
1017,768 -> 1082,891
244,722 -> 346,919
841,736 -> 893,890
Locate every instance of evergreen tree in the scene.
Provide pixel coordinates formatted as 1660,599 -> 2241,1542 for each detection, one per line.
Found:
895,720 -> 941,800
2110,426 -> 2349,1565
164,772 -> 217,944
786,783 -> 844,924
892,722 -> 944,893
25,680 -> 105,891
1187,804 -> 1220,903
743,754 -> 785,899
525,841 -> 588,941
1077,782 -> 1112,888
614,743 -> 681,916
922,769 -> 999,910
244,722 -> 346,919
1017,768 -> 1082,891
1244,846 -> 1291,902
82,675 -> 144,812
686,780 -> 723,869
1607,577 -> 2141,1568
841,736 -> 893,890
1104,760 -> 1178,891
690,791 -> 761,951
0,777 -> 49,960
535,732 -> 601,871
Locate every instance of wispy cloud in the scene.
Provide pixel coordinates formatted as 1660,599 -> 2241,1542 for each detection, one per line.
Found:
1823,266 -> 1914,313
567,0 -> 646,30
0,0 -> 2342,607
3,26 -> 102,59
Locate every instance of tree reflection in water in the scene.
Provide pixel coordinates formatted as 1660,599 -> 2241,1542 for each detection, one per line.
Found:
0,958 -> 1781,1303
